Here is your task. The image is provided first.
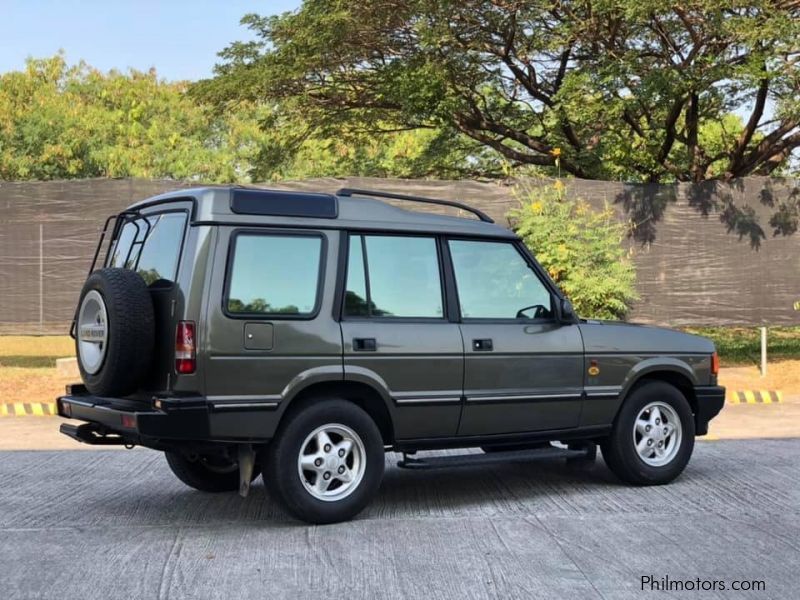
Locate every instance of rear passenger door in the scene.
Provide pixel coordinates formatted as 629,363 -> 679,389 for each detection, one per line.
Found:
447,239 -> 584,436
203,228 -> 343,437
340,233 -> 464,439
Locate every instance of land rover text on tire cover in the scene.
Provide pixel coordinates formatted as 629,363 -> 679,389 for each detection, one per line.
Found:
57,187 -> 725,524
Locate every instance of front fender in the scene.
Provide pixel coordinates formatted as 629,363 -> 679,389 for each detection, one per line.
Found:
620,357 -> 699,397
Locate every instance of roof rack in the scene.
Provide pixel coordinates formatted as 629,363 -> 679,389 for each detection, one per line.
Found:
336,188 -> 494,223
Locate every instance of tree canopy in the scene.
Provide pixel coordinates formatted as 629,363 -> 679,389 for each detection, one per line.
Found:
197,0 -> 800,184
0,55 -> 267,181
0,54 -> 497,182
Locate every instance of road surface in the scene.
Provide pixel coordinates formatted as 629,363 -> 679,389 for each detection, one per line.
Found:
0,438 -> 798,599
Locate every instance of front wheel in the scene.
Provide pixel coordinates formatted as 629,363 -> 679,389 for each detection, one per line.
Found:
264,399 -> 385,524
600,381 -> 695,485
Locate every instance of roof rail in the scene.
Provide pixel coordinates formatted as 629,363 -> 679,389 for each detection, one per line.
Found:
336,188 -> 494,223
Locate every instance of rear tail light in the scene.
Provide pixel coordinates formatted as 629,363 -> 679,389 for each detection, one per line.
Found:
175,321 -> 196,374
711,351 -> 720,376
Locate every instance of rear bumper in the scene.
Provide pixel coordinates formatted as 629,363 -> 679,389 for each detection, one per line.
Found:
57,388 -> 210,446
694,385 -> 726,436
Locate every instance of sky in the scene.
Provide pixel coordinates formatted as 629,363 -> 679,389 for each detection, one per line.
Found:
0,0 -> 302,81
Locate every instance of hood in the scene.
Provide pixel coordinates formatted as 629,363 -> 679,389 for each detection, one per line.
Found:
577,320 -> 715,355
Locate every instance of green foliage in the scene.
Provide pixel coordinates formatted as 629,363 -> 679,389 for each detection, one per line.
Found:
510,184 -> 638,320
0,55 -> 264,181
199,1 -> 800,220
0,54 -> 504,182
683,326 -> 800,365
249,112 -> 506,181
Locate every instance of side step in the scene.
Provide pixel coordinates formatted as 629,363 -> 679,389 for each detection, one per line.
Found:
60,423 -> 129,446
397,444 -> 596,470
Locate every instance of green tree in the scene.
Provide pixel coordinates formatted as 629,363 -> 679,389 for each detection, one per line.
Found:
510,182 -> 638,319
0,54 -> 264,181
198,1 -> 800,227
249,109 -> 507,180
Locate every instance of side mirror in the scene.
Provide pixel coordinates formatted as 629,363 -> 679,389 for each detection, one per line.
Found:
560,298 -> 576,323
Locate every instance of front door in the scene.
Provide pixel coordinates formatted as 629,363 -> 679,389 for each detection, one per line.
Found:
340,233 -> 464,439
446,239 -> 584,436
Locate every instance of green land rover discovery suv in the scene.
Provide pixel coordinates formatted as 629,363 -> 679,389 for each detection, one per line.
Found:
57,186 -> 725,524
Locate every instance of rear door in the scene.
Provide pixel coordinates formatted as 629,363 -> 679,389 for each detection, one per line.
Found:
447,238 -> 584,436
339,233 -> 464,439
106,206 -> 189,392
202,227 -> 343,436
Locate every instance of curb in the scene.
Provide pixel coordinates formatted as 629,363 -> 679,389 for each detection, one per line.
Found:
0,403 -> 57,417
727,390 -> 783,405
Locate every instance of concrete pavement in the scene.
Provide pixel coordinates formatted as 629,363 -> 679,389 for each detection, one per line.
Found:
0,439 -> 798,599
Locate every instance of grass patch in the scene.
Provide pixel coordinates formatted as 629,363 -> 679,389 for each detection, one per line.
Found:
0,336 -> 73,368
0,355 -> 63,368
683,326 -> 800,366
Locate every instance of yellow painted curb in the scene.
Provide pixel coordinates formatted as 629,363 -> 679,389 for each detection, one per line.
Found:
726,390 -> 782,405
0,402 -> 57,417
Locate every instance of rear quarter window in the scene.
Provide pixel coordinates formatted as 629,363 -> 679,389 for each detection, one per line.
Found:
225,232 -> 324,317
107,212 -> 187,285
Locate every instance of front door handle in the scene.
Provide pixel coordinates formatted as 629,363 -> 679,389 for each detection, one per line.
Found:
472,338 -> 493,351
353,337 -> 377,351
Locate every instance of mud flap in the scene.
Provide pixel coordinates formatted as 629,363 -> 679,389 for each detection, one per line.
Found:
238,444 -> 256,498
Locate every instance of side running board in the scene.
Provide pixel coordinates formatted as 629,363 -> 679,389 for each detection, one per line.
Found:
396,444 -> 597,470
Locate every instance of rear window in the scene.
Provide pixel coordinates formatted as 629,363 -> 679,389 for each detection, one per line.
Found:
107,212 -> 187,285
225,232 -> 324,317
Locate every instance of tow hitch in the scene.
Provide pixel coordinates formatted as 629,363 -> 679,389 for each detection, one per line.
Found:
59,422 -> 132,446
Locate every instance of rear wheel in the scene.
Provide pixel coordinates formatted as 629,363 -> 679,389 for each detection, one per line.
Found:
264,399 -> 384,524
165,451 -> 259,493
601,381 -> 694,485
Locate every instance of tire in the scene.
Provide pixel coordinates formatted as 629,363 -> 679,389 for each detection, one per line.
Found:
165,451 -> 260,493
600,381 -> 695,485
264,399 -> 385,524
75,268 -> 155,396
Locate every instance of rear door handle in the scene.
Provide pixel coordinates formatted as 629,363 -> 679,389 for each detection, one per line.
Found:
353,337 -> 377,351
472,338 -> 493,351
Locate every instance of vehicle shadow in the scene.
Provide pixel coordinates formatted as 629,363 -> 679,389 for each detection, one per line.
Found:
370,453 -> 620,516
51,445 -> 741,532
65,452 -> 622,528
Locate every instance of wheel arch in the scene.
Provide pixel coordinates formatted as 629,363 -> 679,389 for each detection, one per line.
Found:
278,379 -> 395,445
619,367 -> 698,419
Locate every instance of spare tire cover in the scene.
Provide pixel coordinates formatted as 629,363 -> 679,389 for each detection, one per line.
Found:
75,268 -> 155,396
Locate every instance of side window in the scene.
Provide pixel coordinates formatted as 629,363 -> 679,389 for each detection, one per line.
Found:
107,212 -> 187,285
226,233 -> 323,316
345,234 -> 444,318
448,240 -> 553,320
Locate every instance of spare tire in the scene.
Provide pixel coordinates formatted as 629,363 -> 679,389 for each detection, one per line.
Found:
75,268 -> 155,396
